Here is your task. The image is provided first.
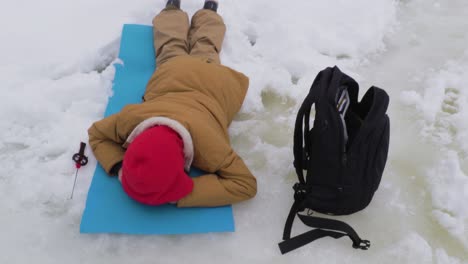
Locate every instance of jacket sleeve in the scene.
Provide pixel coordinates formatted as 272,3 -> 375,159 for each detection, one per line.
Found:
88,113 -> 126,175
177,149 -> 257,207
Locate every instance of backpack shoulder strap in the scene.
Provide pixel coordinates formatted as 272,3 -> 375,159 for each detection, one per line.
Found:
280,228 -> 347,254
279,214 -> 370,254
293,67 -> 334,183
284,67 -> 338,251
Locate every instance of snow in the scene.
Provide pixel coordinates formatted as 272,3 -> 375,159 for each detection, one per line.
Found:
401,51 -> 468,250
1,0 -> 467,263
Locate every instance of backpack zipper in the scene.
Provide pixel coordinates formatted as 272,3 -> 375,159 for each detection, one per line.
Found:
335,86 -> 349,168
334,105 -> 347,193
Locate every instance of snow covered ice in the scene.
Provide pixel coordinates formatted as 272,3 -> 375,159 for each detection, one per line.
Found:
1,0 -> 467,263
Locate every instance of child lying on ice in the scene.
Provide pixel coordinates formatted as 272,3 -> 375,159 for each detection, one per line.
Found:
88,0 -> 257,207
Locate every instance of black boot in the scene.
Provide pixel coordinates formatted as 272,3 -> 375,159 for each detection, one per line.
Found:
166,0 -> 180,9
203,1 -> 218,12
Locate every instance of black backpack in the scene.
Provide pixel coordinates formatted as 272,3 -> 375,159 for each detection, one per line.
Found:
279,66 -> 390,254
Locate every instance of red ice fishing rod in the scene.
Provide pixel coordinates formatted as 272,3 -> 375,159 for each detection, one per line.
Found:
70,142 -> 88,199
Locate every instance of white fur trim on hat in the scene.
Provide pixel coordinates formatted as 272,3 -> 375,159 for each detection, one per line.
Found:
126,117 -> 194,171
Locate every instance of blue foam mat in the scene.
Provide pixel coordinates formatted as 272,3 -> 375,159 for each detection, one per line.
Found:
80,24 -> 235,234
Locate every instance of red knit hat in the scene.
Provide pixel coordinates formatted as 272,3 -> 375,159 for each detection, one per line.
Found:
121,125 -> 193,205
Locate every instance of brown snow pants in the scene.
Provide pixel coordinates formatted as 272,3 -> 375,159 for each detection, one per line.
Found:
152,8 -> 226,65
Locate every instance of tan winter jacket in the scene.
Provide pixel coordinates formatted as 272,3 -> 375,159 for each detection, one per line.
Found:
88,55 -> 257,207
